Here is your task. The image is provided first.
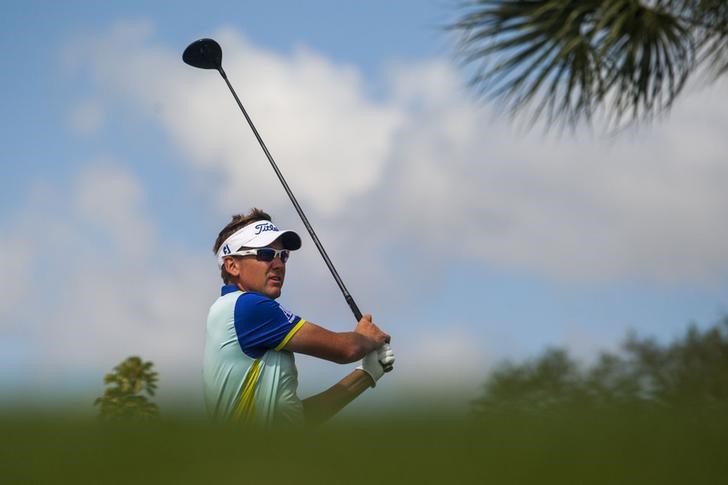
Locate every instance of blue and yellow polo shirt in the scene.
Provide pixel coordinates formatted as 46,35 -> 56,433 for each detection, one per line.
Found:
203,285 -> 306,426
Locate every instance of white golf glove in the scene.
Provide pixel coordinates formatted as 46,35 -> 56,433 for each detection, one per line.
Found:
357,343 -> 396,387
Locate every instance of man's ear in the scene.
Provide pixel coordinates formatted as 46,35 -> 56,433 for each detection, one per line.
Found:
223,257 -> 240,276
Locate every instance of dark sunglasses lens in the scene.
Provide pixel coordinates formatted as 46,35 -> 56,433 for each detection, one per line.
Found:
255,249 -> 275,262
279,250 -> 290,263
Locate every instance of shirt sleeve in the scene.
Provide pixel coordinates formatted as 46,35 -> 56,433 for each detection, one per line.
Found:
233,292 -> 305,358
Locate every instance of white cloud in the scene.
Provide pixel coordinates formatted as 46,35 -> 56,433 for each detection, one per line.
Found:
66,23 -> 402,217
398,326 -> 494,385
381,72 -> 728,284
0,181 -> 72,321
0,162 -> 214,401
73,162 -> 157,259
67,22 -> 728,285
68,98 -> 105,135
0,238 -> 32,316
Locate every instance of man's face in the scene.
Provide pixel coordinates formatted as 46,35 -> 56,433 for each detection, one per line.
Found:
225,239 -> 287,299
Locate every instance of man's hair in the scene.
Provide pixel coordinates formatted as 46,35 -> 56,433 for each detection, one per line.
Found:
213,208 -> 272,284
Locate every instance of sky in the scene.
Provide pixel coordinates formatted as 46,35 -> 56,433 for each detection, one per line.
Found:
2,1 -> 728,415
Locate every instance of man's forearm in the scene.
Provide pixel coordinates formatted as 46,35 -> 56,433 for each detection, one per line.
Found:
284,323 -> 380,364
301,369 -> 374,424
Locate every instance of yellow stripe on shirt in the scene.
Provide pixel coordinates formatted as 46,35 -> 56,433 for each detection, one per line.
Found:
233,359 -> 261,422
275,319 -> 306,351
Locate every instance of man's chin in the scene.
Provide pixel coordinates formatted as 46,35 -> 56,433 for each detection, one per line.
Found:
265,287 -> 283,299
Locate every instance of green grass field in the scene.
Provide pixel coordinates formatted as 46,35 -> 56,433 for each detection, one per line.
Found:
2,406 -> 726,484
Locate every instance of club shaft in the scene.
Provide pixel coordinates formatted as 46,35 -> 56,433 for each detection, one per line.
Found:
218,68 -> 364,322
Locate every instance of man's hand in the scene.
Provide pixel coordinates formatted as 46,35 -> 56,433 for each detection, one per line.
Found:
378,343 -> 395,373
354,314 -> 390,348
357,343 -> 396,387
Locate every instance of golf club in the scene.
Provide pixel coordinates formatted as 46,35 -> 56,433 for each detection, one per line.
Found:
183,38 -> 392,372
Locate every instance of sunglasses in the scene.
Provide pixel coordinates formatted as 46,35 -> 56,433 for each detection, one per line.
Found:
235,247 -> 290,263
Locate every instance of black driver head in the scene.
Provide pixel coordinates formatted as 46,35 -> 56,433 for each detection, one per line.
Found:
183,38 -> 223,71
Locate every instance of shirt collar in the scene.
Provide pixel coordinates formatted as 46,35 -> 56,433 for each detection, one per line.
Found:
221,284 -> 240,296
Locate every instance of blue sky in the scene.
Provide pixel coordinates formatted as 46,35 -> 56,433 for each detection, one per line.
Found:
2,1 -> 728,414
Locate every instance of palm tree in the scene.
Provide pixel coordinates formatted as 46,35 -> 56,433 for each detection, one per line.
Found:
94,356 -> 160,420
450,0 -> 727,131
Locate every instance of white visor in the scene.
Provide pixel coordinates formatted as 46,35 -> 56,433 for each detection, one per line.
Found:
217,220 -> 301,268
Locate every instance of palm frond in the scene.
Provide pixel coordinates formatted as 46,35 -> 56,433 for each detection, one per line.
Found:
690,0 -> 728,78
452,0 -> 604,127
450,0 -> 725,131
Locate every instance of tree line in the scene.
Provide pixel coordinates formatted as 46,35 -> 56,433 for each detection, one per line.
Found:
473,316 -> 728,414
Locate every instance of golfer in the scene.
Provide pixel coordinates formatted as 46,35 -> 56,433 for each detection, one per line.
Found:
203,208 -> 395,426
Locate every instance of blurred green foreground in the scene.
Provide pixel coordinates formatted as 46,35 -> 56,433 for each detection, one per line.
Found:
5,319 -> 726,483
2,405 -> 726,484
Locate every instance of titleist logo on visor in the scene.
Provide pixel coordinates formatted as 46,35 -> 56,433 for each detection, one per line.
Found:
254,222 -> 278,235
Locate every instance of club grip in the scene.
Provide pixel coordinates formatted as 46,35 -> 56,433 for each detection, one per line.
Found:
348,297 -> 394,373
346,295 -> 363,321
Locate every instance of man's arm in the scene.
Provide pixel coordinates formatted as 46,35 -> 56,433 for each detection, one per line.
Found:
301,369 -> 373,424
301,344 -> 396,424
282,314 -> 394,424
283,314 -> 388,363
